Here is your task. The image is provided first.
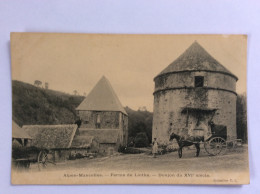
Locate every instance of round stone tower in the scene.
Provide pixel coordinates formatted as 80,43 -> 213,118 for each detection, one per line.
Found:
152,41 -> 238,144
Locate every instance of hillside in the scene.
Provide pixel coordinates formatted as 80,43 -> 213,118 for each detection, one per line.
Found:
12,80 -> 84,126
12,80 -> 153,143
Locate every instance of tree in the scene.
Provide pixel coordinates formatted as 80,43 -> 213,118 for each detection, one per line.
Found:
236,93 -> 247,143
138,106 -> 147,111
134,132 -> 149,147
45,82 -> 49,89
73,90 -> 78,96
125,107 -> 153,144
34,80 -> 42,87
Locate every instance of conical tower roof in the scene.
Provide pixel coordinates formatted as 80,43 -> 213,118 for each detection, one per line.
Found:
76,76 -> 127,115
156,41 -> 237,80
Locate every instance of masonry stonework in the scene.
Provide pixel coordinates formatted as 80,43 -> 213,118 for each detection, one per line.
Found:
78,110 -> 120,129
152,42 -> 237,144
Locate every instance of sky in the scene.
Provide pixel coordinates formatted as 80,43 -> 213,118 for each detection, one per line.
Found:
11,33 -> 247,111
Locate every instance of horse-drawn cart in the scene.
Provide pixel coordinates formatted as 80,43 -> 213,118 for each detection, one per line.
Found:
204,136 -> 242,156
169,107 -> 242,158
203,123 -> 228,156
204,136 -> 227,156
169,124 -> 242,158
12,146 -> 56,170
12,121 -> 56,170
204,122 -> 243,156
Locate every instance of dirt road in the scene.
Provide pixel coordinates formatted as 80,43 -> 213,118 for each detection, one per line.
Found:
28,145 -> 249,173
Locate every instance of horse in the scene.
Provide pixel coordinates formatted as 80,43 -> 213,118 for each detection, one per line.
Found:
169,132 -> 204,158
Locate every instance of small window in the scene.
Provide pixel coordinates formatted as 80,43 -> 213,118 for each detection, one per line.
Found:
96,114 -> 101,124
195,76 -> 204,87
96,114 -> 101,129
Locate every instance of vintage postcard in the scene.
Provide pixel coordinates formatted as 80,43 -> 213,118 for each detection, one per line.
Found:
11,33 -> 249,184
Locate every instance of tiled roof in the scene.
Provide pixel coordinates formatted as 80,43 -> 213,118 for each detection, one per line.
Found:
156,41 -> 237,79
22,124 -> 78,149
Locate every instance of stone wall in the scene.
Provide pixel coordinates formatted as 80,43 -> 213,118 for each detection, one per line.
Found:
78,110 -> 120,129
208,90 -> 237,139
116,113 -> 128,146
122,114 -> 128,146
153,71 -> 237,144
78,111 -> 128,147
155,71 -> 236,92
99,143 -> 117,155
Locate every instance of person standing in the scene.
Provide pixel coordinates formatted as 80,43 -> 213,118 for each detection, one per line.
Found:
74,117 -> 82,128
152,138 -> 158,158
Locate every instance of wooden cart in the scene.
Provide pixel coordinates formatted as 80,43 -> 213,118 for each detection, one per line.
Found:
180,107 -> 241,156
12,146 -> 56,170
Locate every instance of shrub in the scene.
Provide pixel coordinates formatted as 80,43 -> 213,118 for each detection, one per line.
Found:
120,147 -> 144,154
118,145 -> 126,153
134,132 -> 149,148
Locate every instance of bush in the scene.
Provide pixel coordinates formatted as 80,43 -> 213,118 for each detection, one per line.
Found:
118,146 -> 144,154
125,107 -> 153,145
118,145 -> 127,153
134,132 -> 149,148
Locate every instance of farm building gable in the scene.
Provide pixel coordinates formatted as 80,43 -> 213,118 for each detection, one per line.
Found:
76,76 -> 127,115
22,124 -> 78,149
12,121 -> 32,139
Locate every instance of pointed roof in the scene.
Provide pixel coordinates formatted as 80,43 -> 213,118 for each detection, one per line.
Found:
76,76 -> 127,115
156,41 -> 237,80
12,121 -> 32,139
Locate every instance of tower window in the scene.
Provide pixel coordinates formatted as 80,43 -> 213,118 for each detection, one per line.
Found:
96,114 -> 101,128
195,76 -> 204,87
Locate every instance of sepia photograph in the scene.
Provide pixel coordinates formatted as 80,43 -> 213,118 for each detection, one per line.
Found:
11,33 -> 248,184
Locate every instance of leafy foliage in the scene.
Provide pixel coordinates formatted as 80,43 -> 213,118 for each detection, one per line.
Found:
125,106 -> 153,144
118,145 -> 145,154
236,93 -> 247,143
134,132 -> 149,148
12,80 -> 84,126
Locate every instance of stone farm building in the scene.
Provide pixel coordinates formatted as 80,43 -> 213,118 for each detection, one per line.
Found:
22,124 -> 79,161
21,124 -> 101,161
76,76 -> 128,154
152,41 -> 238,144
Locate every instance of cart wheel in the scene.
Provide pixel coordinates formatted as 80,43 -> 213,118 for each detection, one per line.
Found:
38,150 -> 48,171
204,137 -> 227,156
38,150 -> 56,171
